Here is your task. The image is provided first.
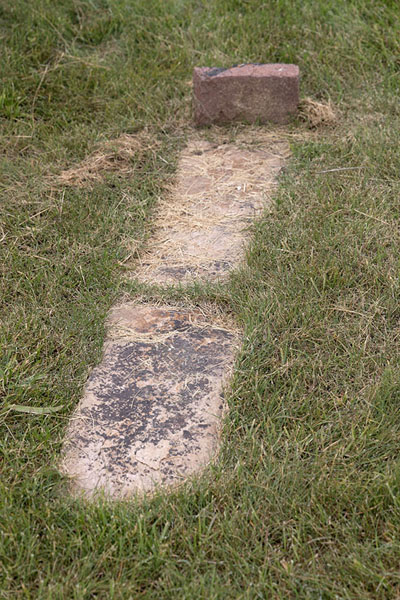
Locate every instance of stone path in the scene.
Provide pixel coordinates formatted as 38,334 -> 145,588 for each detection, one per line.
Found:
61,305 -> 236,498
61,131 -> 288,498
135,132 -> 289,284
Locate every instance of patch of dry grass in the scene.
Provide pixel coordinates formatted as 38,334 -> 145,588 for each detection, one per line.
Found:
57,131 -> 160,187
132,130 -> 289,284
299,97 -> 337,128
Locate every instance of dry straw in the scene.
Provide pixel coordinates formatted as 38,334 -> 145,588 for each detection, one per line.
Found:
107,300 -> 240,341
299,98 -> 337,128
57,131 -> 159,187
133,129 -> 290,284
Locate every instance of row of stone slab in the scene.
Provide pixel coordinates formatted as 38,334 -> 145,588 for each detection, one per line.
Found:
60,65 -> 295,498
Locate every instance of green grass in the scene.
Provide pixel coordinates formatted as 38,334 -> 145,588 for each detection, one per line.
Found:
1,0 -> 400,598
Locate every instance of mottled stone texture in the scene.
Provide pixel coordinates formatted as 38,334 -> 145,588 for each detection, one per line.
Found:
60,305 -> 236,498
193,63 -> 299,126
134,134 -> 289,284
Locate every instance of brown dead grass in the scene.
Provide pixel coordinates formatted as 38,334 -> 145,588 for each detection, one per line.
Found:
132,129 -> 290,284
57,131 -> 160,187
107,300 -> 240,344
299,97 -> 337,128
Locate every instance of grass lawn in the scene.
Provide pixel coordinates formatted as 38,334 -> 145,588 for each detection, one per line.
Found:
1,1 -> 400,598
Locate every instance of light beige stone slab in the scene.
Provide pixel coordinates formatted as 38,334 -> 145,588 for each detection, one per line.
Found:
134,133 -> 289,284
60,304 -> 236,498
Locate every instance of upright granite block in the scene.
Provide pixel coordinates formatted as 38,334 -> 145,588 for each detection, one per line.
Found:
193,63 -> 299,126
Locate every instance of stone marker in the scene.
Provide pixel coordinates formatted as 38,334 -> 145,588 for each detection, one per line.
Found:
135,132 -> 289,284
193,63 -> 299,126
60,304 -> 236,498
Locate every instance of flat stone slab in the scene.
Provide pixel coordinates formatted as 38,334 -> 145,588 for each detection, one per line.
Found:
60,305 -> 236,498
193,63 -> 299,126
134,133 -> 289,284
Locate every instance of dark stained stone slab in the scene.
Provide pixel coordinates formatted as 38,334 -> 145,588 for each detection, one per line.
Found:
60,305 -> 236,498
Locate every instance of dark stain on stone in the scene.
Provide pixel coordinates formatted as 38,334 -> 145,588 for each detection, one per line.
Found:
206,67 -> 229,77
61,306 -> 236,497
204,64 -> 265,78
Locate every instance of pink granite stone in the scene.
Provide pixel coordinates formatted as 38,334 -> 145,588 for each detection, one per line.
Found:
193,63 -> 299,126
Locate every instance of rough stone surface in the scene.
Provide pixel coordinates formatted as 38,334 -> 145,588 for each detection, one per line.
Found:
60,305 -> 236,498
193,63 -> 299,126
134,133 -> 289,284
